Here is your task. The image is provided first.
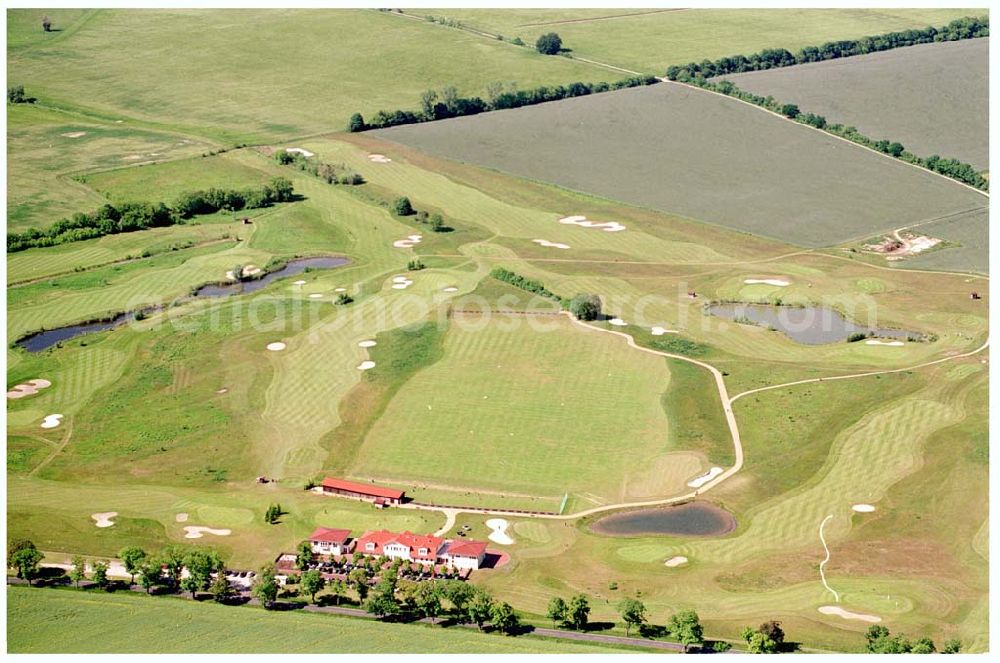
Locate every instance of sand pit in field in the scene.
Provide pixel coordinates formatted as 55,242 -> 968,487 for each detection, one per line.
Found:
608,318 -> 627,327
664,556 -> 688,567
818,606 -> 881,623
532,239 -> 571,250
358,340 -> 377,348
486,518 -> 514,545
744,278 -> 790,287
391,276 -> 414,290
335,287 -> 347,293
61,131 -> 87,139
650,326 -> 677,336
184,526 -> 232,539
285,147 -> 314,157
292,280 -> 307,286
357,360 -> 376,371
866,340 -> 904,347
215,388 -> 228,394
7,378 -> 53,399
40,414 -> 64,429
92,512 -> 117,528
393,234 -> 423,249
226,265 -> 261,280
687,467 -> 723,488
308,293 -> 324,299
368,154 -> 392,163
176,512 -> 189,522
266,342 -> 286,352
443,286 -> 459,293
558,215 -> 626,233
852,504 -> 877,513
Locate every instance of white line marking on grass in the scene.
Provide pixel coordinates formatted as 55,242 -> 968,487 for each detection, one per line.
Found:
819,514 -> 840,603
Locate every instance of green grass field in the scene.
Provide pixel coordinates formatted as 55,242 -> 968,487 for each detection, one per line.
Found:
6,8 -> 989,654
7,587 -> 626,653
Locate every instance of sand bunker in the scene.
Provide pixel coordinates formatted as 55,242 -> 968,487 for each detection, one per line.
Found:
443,286 -> 459,293
532,239 -> 571,249
175,512 -> 189,522
308,293 -> 324,299
852,504 -> 877,513
285,147 -> 314,157
183,526 -> 232,539
226,265 -> 261,280
391,276 -> 414,290
266,342 -> 286,352
744,278 -> 790,287
7,378 -> 53,399
486,518 -> 514,545
650,326 -> 677,336
558,215 -> 626,233
92,512 -> 117,528
357,360 -> 376,371
61,131 -> 87,138
335,287 -> 347,293
393,234 -> 423,249
664,556 -> 688,567
368,154 -> 392,163
818,606 -> 881,623
687,467 -> 724,488
358,340 -> 377,348
608,318 -> 627,327
865,340 -> 904,347
292,280 -> 307,286
40,414 -> 64,429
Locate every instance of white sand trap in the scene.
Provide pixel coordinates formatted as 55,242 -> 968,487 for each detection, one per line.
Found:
266,342 -> 286,352
285,147 -> 314,157
215,388 -> 228,394
175,513 -> 189,522
357,361 -> 376,371
122,155 -> 142,160
393,234 -> 423,249
40,414 -> 64,429
532,239 -> 571,249
818,606 -> 881,623
443,286 -> 459,293
7,378 -> 53,399
865,340 -> 904,347
687,467 -> 724,488
292,280 -> 307,286
608,318 -> 627,327
664,556 -> 688,567
393,276 -> 410,283
744,278 -> 790,287
358,340 -> 377,348
226,265 -> 261,280
92,512 -> 117,528
308,293 -> 324,299
558,215 -> 626,232
852,504 -> 877,513
61,131 -> 87,138
368,154 -> 392,163
391,277 -> 413,290
184,526 -> 232,539
335,287 -> 347,293
650,326 -> 678,336
486,518 -> 514,545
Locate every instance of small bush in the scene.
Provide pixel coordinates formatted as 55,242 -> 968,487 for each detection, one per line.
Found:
393,197 -> 415,216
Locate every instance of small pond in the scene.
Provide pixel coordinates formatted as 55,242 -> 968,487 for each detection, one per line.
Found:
590,502 -> 736,537
706,303 -> 919,345
16,256 -> 350,352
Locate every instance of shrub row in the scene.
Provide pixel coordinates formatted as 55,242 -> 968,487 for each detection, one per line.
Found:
490,267 -> 562,303
665,16 -> 988,81
692,78 -> 987,191
274,150 -> 364,186
349,75 -> 659,131
7,177 -> 295,252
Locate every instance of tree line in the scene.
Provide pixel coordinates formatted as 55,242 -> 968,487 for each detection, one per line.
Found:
665,16 -> 988,81
7,177 -> 295,253
274,150 -> 364,186
489,267 -> 563,303
349,75 -> 659,132
689,77 -> 987,191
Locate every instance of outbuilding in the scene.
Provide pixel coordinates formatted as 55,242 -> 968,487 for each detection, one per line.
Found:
320,477 -> 405,505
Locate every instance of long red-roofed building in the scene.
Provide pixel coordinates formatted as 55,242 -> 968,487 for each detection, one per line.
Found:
355,530 -> 445,565
321,477 -> 404,506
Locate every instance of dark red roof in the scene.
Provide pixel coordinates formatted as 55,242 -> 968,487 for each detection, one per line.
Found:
322,477 -> 404,500
445,539 -> 488,558
309,527 -> 351,544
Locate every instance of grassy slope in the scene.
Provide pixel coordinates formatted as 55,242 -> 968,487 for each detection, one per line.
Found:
6,587 -> 625,653
7,8 -> 606,144
416,8 -> 980,73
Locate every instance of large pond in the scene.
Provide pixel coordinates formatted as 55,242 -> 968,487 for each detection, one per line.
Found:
706,303 -> 919,345
16,256 -> 350,352
590,502 -> 736,537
